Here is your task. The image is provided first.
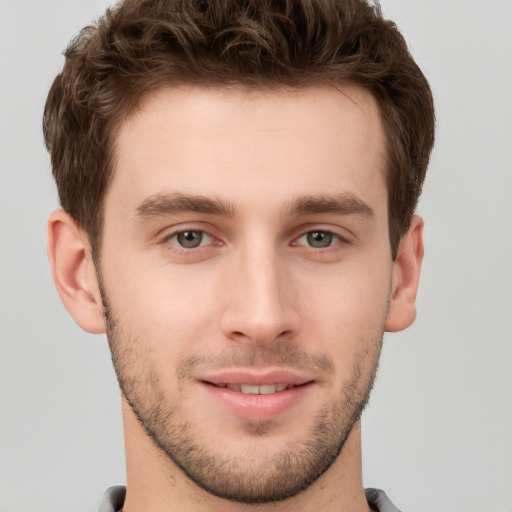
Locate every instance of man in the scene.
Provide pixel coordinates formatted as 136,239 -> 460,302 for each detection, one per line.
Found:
44,0 -> 434,510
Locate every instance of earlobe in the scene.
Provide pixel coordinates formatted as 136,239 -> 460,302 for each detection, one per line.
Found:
47,209 -> 106,334
385,215 -> 424,332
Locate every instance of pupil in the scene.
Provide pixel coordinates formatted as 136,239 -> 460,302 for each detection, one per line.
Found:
178,231 -> 202,248
307,231 -> 332,248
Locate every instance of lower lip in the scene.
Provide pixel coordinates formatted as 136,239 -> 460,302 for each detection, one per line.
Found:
200,382 -> 314,421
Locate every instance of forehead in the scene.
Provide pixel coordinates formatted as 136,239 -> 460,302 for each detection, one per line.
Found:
107,85 -> 387,218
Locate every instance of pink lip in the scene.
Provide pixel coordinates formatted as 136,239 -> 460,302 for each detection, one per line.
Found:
197,370 -> 315,422
200,369 -> 312,387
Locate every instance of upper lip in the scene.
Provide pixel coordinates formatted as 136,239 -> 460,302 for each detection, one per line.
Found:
197,369 -> 314,387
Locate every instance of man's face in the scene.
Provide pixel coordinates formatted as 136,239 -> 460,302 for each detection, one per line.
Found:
99,85 -> 392,502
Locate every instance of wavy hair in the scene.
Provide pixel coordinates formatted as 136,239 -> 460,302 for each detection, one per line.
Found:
44,0 -> 435,259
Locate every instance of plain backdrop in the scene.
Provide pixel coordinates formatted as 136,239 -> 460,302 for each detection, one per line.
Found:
1,1 -> 511,511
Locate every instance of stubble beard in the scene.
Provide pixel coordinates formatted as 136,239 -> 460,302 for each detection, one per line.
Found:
102,295 -> 383,504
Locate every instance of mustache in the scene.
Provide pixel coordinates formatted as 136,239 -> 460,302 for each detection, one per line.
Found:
177,344 -> 335,381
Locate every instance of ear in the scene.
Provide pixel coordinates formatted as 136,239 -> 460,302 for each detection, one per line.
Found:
385,215 -> 424,332
47,209 -> 106,334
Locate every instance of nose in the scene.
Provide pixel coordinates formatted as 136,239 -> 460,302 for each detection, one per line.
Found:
219,244 -> 300,346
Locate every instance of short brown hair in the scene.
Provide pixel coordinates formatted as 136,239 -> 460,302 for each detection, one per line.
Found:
44,0 -> 435,259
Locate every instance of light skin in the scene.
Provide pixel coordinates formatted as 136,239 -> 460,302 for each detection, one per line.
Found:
47,85 -> 424,512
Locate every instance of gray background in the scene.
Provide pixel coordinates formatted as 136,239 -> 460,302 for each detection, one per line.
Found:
1,1 -> 511,511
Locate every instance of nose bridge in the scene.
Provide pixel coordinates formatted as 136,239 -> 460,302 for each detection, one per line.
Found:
220,236 -> 298,345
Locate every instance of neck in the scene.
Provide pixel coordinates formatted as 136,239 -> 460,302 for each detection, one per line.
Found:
121,400 -> 371,512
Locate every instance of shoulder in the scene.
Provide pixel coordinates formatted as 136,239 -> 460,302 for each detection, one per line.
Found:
365,488 -> 403,512
98,486 -> 126,512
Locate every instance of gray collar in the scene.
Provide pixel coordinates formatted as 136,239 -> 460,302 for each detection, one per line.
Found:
98,486 -> 402,512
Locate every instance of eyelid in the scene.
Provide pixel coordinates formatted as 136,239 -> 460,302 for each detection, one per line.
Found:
168,230 -> 214,248
159,224 -> 220,248
290,225 -> 352,246
156,222 -> 351,252
294,230 -> 344,248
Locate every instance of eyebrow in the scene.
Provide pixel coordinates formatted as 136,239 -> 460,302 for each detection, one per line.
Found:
135,192 -> 237,221
135,191 -> 374,221
286,193 -> 375,218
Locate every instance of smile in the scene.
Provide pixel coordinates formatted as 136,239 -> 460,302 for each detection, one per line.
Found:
199,373 -> 315,421
210,383 -> 296,394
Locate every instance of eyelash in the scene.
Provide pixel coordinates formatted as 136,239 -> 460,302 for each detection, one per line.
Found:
164,229 -> 216,250
163,228 -> 347,251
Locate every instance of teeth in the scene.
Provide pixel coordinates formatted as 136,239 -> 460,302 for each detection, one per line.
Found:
259,384 -> 277,395
240,384 -> 260,394
221,383 -> 291,394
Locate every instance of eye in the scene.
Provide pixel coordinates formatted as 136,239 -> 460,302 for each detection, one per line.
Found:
169,230 -> 213,249
296,230 -> 341,248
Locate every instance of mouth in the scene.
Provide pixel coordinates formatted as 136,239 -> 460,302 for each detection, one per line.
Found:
198,371 -> 315,421
204,382 -> 306,395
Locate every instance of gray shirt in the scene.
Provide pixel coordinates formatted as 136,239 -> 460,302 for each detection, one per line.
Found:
98,486 -> 402,511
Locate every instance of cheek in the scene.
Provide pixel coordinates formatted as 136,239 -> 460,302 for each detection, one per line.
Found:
101,253 -> 222,350
294,259 -> 391,365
